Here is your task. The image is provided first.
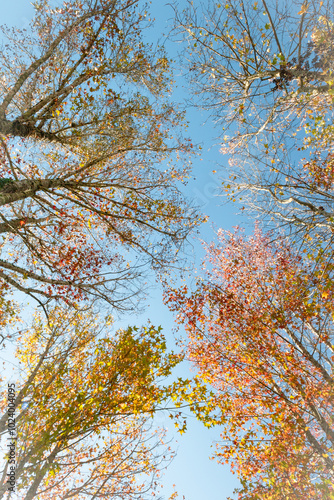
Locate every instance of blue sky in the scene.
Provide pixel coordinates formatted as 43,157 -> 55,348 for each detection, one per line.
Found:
1,1 -> 250,498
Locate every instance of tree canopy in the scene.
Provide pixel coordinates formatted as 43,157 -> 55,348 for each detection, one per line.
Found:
175,0 -> 334,150
2,1 -> 334,499
0,306 -> 185,500
174,0 -> 334,244
0,2 -> 199,499
0,0 -> 202,309
165,226 -> 334,499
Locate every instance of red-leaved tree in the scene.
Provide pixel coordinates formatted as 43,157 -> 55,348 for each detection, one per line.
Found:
165,226 -> 334,499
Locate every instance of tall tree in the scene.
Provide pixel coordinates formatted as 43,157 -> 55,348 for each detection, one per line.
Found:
0,0 -> 202,308
174,0 -> 334,242
165,227 -> 334,499
175,0 -> 333,151
0,306 -> 183,499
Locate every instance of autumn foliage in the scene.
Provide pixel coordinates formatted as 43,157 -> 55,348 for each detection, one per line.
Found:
0,0 -> 202,308
2,1 -> 334,499
165,226 -> 334,499
0,1 -> 200,498
175,0 -> 334,247
0,306 -> 184,499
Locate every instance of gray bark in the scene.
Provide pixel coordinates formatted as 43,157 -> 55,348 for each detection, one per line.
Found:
0,178 -> 64,207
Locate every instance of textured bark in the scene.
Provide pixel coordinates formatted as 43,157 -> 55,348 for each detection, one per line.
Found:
0,117 -> 61,142
0,178 -> 64,207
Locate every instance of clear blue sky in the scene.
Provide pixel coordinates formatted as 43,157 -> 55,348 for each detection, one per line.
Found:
1,2 -> 250,499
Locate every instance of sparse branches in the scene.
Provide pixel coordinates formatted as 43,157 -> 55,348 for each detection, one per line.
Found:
176,0 -> 334,245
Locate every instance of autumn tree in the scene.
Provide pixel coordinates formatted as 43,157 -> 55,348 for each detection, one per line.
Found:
0,0 -> 202,308
165,226 -> 334,499
175,0 -> 333,149
174,0 -> 334,242
0,306 -> 185,499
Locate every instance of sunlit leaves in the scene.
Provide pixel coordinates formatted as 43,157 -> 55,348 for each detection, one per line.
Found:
0,306 -> 185,499
0,0 -> 203,308
164,226 -> 334,499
